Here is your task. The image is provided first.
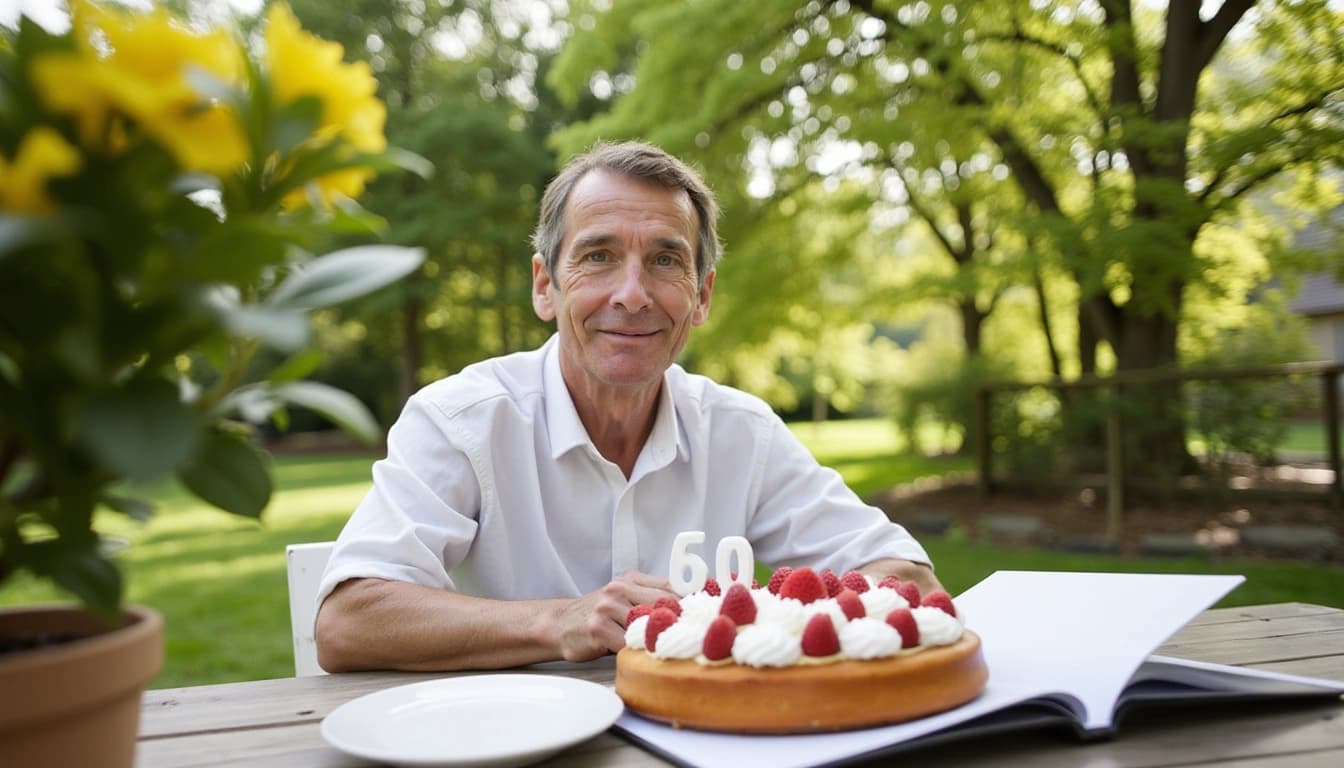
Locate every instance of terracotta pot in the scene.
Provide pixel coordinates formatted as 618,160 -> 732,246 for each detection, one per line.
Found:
0,604 -> 163,768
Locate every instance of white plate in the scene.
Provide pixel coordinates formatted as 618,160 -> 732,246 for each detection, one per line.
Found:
320,673 -> 624,768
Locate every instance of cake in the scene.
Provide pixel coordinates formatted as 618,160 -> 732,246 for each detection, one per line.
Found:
614,567 -> 988,734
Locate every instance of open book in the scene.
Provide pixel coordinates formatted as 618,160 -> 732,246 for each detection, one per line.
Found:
613,571 -> 1344,768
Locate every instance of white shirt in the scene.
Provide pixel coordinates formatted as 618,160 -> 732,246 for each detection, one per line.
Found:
317,336 -> 930,605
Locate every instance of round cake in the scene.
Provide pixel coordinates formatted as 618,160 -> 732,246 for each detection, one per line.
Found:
615,567 -> 988,734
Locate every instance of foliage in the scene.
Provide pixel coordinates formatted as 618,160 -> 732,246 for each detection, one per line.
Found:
0,2 -> 427,614
1183,301 -> 1318,469
894,347 -> 1014,457
285,0 -> 582,413
545,0 -> 1343,448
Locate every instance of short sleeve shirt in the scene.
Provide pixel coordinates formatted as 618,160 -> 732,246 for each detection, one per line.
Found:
317,336 -> 930,605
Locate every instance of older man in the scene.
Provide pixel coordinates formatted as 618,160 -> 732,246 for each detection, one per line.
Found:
315,141 -> 939,672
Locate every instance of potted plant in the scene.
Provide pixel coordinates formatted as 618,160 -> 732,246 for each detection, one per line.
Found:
0,4 -> 428,766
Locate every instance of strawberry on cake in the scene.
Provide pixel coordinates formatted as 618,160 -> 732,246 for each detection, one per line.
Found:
615,567 -> 988,734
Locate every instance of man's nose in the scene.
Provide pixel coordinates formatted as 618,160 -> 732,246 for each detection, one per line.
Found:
611,257 -> 652,311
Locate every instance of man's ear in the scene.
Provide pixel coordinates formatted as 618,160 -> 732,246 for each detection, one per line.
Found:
691,269 -> 715,326
531,254 -> 556,321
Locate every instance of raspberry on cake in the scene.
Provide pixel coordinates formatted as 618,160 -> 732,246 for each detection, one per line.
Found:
616,558 -> 988,734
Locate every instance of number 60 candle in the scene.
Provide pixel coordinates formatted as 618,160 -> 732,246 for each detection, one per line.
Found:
668,531 -> 755,596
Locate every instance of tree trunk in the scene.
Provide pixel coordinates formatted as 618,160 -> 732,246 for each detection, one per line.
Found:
959,300 -> 984,356
496,250 -> 513,353
1113,297 -> 1194,479
399,292 -> 422,411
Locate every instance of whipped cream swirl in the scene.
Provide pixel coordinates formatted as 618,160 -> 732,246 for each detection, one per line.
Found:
678,591 -> 722,624
731,623 -> 802,667
752,591 -> 807,634
624,615 -> 650,650
912,606 -> 964,646
860,586 -> 909,617
652,620 -> 709,660
838,617 -> 905,659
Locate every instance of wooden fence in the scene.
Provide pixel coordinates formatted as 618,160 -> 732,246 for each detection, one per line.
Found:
975,361 -> 1343,539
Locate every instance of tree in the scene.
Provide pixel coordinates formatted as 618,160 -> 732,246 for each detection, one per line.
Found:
547,0 -> 1343,468
285,0 -> 571,419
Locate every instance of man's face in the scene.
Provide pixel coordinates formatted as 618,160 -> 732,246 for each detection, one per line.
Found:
532,169 -> 714,395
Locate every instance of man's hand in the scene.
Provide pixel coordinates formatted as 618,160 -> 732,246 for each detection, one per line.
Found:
548,571 -> 678,662
858,558 -> 943,597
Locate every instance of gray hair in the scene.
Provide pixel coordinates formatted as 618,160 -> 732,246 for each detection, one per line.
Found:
531,141 -> 722,287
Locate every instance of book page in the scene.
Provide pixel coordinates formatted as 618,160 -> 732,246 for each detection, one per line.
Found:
954,570 -> 1245,731
1124,655 -> 1344,702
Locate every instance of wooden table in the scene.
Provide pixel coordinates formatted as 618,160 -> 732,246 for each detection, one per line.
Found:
137,602 -> 1344,767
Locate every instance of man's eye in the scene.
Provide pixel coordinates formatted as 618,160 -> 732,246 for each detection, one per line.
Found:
585,251 -> 609,263
655,254 -> 679,267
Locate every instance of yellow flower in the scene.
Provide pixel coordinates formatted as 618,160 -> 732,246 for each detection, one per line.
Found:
30,0 -> 248,176
264,3 -> 387,206
0,127 -> 82,214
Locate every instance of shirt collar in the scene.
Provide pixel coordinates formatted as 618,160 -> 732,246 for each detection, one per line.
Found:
542,334 -> 686,466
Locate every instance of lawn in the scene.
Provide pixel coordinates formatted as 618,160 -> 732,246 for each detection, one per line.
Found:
2,418 -> 1340,688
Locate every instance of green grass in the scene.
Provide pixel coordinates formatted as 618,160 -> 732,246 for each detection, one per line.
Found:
1,454 -> 379,688
3,418 -> 1341,688
788,419 -> 974,497
1277,419 -> 1344,455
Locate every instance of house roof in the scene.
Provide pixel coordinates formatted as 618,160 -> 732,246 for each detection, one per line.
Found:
1288,272 -> 1344,316
1285,208 -> 1344,316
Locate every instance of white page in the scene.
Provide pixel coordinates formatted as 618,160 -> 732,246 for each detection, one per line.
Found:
1135,655 -> 1344,696
614,570 -> 1245,768
956,570 -> 1244,730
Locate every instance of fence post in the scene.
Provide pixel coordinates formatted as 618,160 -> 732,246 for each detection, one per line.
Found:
1325,368 -> 1342,510
977,386 -> 993,497
1106,381 -> 1124,540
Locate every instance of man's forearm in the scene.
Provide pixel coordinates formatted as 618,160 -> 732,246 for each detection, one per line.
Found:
315,578 -> 569,672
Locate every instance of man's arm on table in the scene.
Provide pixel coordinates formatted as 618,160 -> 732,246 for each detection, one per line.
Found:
315,571 -> 677,672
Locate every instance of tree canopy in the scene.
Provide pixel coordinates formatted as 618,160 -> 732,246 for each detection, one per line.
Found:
549,0 -> 1341,372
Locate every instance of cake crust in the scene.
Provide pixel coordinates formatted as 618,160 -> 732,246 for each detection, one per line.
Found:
615,630 -> 987,733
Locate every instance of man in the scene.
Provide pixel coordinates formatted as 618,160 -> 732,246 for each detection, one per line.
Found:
315,141 -> 939,672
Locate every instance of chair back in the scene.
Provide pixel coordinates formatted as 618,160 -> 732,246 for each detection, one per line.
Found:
286,541 -> 335,677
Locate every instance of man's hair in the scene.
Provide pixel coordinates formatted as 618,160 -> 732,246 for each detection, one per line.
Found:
531,141 -> 722,287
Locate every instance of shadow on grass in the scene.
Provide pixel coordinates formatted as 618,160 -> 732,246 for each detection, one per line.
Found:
125,517 -> 347,573
138,559 -> 298,688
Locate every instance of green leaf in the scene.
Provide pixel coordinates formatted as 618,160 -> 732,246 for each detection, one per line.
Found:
0,214 -> 73,259
77,379 -> 201,482
271,380 -> 381,443
322,196 -> 389,235
101,493 -> 156,522
271,95 -> 324,155
220,303 -> 310,350
214,384 -> 280,423
29,541 -> 124,619
363,147 -> 436,180
267,348 -> 325,384
266,245 -> 425,310
177,429 -> 272,518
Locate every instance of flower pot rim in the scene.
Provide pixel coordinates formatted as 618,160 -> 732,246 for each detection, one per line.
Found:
0,602 -> 163,672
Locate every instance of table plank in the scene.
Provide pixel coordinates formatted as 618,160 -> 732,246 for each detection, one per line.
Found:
136,603 -> 1344,768
1159,629 -> 1344,668
1163,612 -> 1344,645
137,722 -> 662,768
1253,657 -> 1344,680
1184,603 -> 1340,626
141,660 -> 617,738
875,698 -> 1344,767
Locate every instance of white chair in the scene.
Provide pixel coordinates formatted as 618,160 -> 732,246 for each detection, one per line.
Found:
285,541 -> 335,677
